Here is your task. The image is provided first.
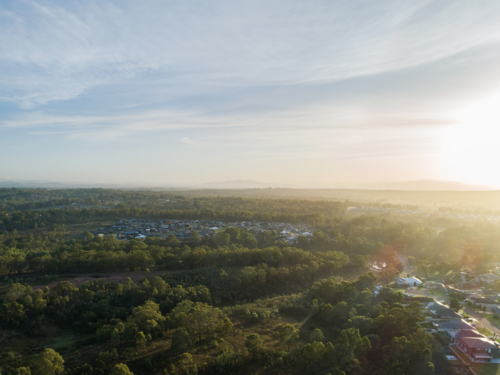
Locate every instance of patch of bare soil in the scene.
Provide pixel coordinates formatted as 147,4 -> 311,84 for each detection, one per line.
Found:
31,270 -> 172,290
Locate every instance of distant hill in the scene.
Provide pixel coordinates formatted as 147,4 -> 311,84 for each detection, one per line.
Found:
200,179 -> 498,191
358,180 -> 498,191
0,179 -> 134,189
200,180 -> 289,189
0,178 -> 497,191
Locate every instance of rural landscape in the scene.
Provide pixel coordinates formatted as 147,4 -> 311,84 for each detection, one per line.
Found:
3,1 -> 500,374
1,188 -> 500,374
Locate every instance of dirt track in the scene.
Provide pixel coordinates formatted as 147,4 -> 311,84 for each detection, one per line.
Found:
30,270 -> 170,290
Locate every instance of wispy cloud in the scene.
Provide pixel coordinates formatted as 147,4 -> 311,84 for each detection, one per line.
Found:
180,137 -> 196,145
1,1 -> 500,107
2,1 -> 500,185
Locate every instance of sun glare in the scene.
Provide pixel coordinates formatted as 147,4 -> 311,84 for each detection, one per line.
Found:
442,92 -> 500,185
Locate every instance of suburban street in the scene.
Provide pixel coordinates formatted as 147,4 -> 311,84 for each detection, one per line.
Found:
463,307 -> 500,337
405,285 -> 500,337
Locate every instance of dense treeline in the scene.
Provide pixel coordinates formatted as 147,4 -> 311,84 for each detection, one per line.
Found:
0,203 -> 343,232
0,188 -> 489,374
173,187 -> 500,212
2,213 -> 500,279
316,215 -> 500,266
0,272 -> 435,375
0,228 -> 348,276
0,188 -> 349,232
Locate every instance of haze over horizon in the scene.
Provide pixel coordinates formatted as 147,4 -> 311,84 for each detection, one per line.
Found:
2,1 -> 500,186
1,177 -> 498,192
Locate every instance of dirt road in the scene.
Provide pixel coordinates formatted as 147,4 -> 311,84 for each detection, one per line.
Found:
30,270 -> 172,290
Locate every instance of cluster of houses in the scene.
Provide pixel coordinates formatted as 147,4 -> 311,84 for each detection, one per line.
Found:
423,300 -> 500,363
91,219 -> 221,240
396,271 -> 500,363
397,271 -> 500,311
90,218 -> 312,242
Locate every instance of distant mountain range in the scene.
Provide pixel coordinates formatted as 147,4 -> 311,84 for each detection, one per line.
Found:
198,179 -> 499,191
200,180 -> 290,189
349,180 -> 499,191
0,178 -> 497,191
0,180 -> 139,189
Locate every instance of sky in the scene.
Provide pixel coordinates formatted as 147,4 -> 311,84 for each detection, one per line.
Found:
2,0 -> 500,187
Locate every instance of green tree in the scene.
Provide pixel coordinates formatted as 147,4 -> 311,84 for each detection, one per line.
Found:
382,336 -> 413,373
245,333 -> 263,358
110,363 -> 134,375
135,331 -> 147,351
352,255 -> 367,270
279,324 -> 300,351
10,368 -> 31,375
415,260 -> 428,276
407,256 -> 415,266
450,298 -> 460,310
221,317 -> 233,337
30,349 -> 64,375
310,328 -> 325,342
380,267 -> 399,285
171,328 -> 192,354
128,300 -> 165,336
169,300 -> 230,343
300,341 -> 326,365
450,292 -> 464,301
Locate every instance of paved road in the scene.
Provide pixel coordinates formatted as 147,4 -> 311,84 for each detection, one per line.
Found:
463,307 -> 500,337
396,254 -> 500,340
397,253 -> 420,279
406,284 -> 500,338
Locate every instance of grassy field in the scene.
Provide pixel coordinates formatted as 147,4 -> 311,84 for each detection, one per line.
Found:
426,270 -> 456,281
470,363 -> 500,375
483,313 -> 500,326
477,326 -> 494,336
18,219 -> 117,239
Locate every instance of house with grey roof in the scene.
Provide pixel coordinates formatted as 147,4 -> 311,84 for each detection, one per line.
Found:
473,273 -> 500,285
470,296 -> 500,311
438,319 -> 475,332
425,301 -> 461,320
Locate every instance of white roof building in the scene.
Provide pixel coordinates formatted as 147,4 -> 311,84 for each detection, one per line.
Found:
396,277 -> 423,286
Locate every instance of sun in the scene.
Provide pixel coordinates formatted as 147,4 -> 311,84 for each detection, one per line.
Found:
441,92 -> 500,185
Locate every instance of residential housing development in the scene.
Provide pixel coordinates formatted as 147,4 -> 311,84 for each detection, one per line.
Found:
420,293 -> 500,363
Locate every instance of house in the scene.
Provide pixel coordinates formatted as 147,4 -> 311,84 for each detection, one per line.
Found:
457,336 -> 500,362
438,319 -> 475,333
458,283 -> 479,293
470,297 -> 500,311
396,277 -> 423,287
447,329 -> 483,343
425,301 -> 462,320
443,276 -> 459,285
427,282 -> 447,291
491,306 -> 500,316
474,273 -> 500,285
396,277 -> 408,287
